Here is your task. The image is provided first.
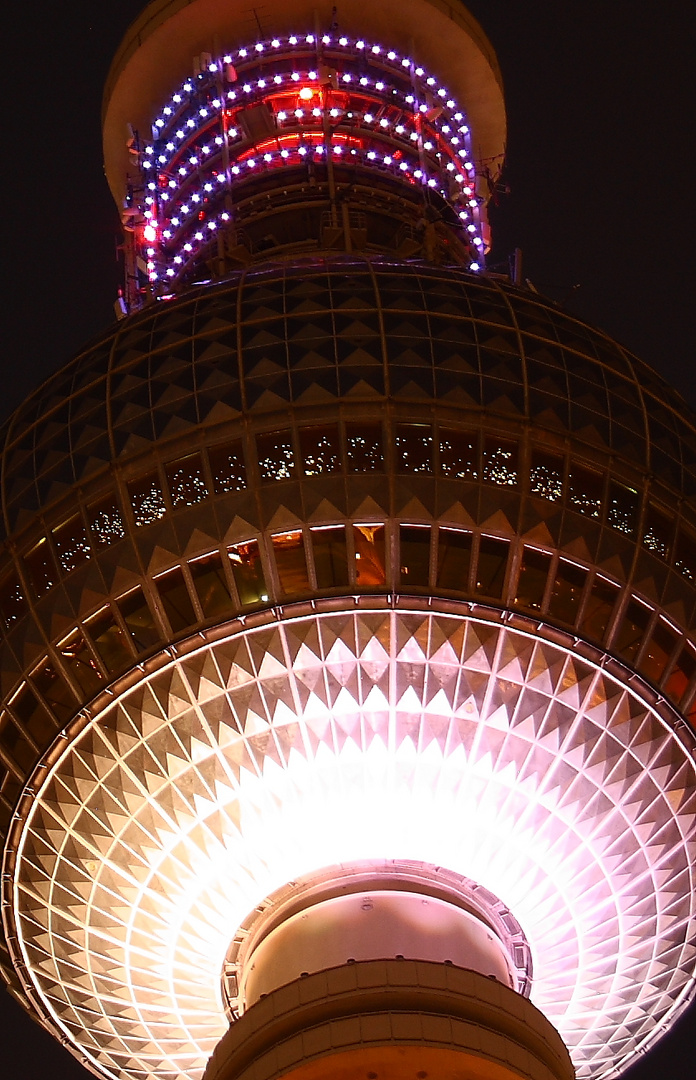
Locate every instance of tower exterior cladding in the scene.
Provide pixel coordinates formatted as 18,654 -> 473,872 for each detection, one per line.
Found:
1,2 -> 695,1080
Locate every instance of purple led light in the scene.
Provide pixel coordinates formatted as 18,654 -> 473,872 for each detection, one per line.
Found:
138,33 -> 483,285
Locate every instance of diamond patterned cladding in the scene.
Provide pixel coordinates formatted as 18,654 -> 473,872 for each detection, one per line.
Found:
10,610 -> 696,1080
2,260 -> 695,536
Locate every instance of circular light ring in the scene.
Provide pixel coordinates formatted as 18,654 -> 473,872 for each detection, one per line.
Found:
5,604 -> 696,1080
138,36 -> 483,282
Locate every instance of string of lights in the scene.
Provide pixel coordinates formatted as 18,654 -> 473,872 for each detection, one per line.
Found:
131,33 -> 484,291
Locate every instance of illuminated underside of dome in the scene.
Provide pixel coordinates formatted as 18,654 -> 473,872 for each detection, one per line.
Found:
5,603 -> 696,1080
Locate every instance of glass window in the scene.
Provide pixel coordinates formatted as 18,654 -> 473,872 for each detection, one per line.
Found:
88,496 -> 126,547
640,619 -> 678,685
209,440 -> 247,493
395,425 -> 433,474
569,465 -> 603,518
9,682 -> 56,744
353,524 -> 386,586
31,659 -> 77,723
300,426 -> 341,476
155,567 -> 198,633
400,526 -> 431,587
55,630 -> 103,697
311,526 -> 349,588
548,560 -> 587,625
475,536 -> 510,599
436,528 -> 472,591
128,471 -> 167,526
228,540 -> 268,605
664,645 -> 696,705
118,587 -> 161,651
613,598 -> 652,663
190,553 -> 234,618
85,606 -> 134,673
345,422 -> 383,471
642,504 -> 673,560
439,430 -> 478,480
53,515 -> 91,574
257,431 -> 295,481
674,528 -> 696,584
0,572 -> 27,630
24,539 -> 58,596
482,437 -> 518,486
607,481 -> 639,537
515,548 -> 551,610
272,531 -> 310,595
165,454 -> 209,508
530,450 -> 564,501
580,576 -> 620,643
0,711 -> 34,771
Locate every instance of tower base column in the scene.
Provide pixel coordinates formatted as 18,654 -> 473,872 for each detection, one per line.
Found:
204,960 -> 574,1080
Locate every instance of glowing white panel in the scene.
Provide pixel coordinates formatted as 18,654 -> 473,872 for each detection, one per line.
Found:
6,608 -> 696,1080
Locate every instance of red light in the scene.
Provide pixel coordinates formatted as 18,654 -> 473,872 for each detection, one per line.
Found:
143,224 -> 157,242
299,86 -> 314,101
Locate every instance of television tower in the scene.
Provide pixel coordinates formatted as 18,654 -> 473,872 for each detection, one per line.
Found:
1,3 -> 695,1080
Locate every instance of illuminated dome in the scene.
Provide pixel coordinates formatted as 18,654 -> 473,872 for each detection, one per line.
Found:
1,4 -> 695,1080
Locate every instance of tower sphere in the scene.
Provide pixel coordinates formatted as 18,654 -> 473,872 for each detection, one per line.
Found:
1,4 -> 695,1080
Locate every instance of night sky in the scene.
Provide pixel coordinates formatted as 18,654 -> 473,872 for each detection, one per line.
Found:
1,1 -> 694,1077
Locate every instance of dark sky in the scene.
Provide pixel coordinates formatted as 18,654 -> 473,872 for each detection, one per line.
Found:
1,1 -> 694,1077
